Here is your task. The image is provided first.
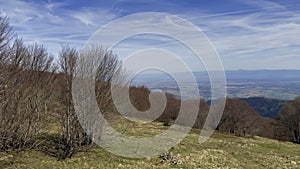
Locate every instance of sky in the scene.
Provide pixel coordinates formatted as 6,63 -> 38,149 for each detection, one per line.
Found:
0,0 -> 300,71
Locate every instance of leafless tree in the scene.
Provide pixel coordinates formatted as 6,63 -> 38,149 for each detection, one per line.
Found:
0,40 -> 56,151
278,97 -> 300,143
54,45 -> 87,159
0,16 -> 13,98
54,45 -> 128,159
0,15 -> 56,152
217,99 -> 260,135
94,48 -> 127,116
0,16 -> 13,62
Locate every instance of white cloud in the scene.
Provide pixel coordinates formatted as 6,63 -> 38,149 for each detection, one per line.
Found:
0,0 -> 298,70
238,0 -> 285,9
181,3 -> 300,70
44,1 -> 68,12
0,0 -> 119,57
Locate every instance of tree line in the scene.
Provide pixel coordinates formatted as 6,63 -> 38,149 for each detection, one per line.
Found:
131,86 -> 300,143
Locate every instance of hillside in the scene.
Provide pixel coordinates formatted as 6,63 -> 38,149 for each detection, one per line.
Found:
0,119 -> 299,169
129,87 -> 292,142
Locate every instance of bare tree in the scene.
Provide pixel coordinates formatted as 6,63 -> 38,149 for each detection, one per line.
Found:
55,45 -> 87,159
0,15 -> 56,152
94,48 -> 126,115
0,39 -> 56,151
0,16 -> 13,61
0,15 -> 13,99
278,97 -> 300,143
54,45 -> 127,159
217,99 -> 260,135
0,38 -> 30,151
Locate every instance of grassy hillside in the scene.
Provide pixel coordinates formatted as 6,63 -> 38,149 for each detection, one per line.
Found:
0,118 -> 299,169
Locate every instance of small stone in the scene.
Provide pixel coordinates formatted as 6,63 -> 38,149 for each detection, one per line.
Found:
291,161 -> 297,165
167,152 -> 173,160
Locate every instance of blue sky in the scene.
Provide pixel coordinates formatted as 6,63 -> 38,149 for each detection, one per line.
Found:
0,0 -> 300,71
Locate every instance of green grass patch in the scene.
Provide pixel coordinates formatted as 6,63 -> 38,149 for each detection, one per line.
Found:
1,120 -> 300,169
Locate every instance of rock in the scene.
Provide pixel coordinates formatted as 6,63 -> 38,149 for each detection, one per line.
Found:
167,152 -> 173,160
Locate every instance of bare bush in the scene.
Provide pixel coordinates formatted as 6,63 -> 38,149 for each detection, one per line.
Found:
53,46 -> 87,159
54,45 -> 126,159
0,16 -> 56,152
0,40 -> 55,151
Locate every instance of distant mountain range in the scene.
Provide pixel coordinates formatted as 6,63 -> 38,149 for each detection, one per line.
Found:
191,69 -> 300,82
134,69 -> 300,82
132,69 -> 300,101
224,69 -> 300,81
